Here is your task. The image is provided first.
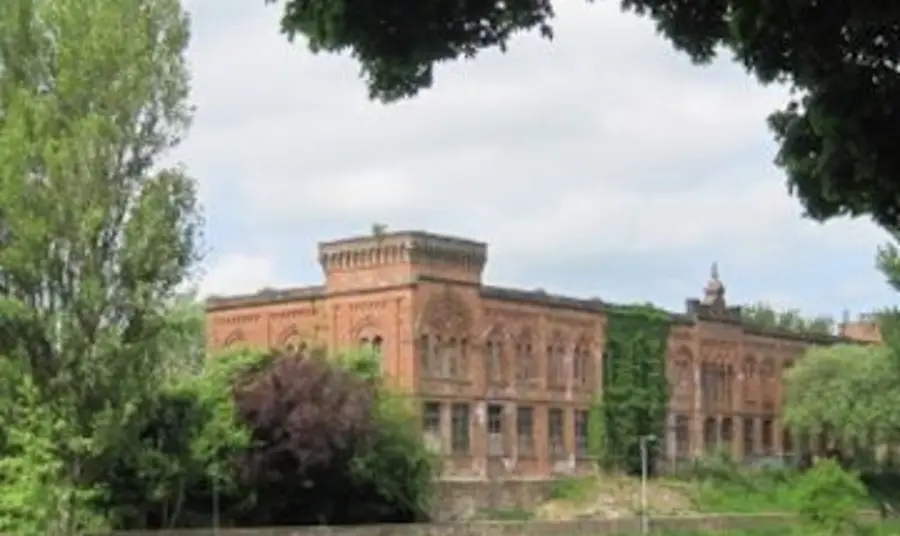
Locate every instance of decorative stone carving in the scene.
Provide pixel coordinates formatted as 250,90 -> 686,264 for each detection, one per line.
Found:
418,288 -> 472,334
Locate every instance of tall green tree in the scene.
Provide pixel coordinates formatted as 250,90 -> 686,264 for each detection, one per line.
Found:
159,294 -> 207,379
267,0 -> 900,228
0,0 -> 197,531
741,302 -> 835,335
784,344 -> 900,448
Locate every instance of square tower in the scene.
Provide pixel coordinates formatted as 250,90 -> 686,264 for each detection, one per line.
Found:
318,229 -> 488,293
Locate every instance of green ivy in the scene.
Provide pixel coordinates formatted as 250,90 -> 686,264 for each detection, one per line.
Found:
589,304 -> 671,475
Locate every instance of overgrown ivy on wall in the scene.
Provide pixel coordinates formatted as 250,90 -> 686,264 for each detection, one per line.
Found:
588,304 -> 671,475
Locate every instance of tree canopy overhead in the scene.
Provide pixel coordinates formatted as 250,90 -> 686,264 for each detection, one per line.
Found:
268,0 -> 900,228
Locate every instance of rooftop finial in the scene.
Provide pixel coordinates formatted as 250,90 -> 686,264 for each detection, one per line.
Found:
701,261 -> 725,307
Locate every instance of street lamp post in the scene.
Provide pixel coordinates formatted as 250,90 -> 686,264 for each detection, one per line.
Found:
211,465 -> 220,536
639,434 -> 657,534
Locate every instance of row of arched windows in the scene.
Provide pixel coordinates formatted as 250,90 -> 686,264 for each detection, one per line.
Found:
699,362 -> 735,410
689,415 -> 779,457
421,328 -> 595,387
670,352 -> 796,406
419,334 -> 468,379
488,328 -> 593,387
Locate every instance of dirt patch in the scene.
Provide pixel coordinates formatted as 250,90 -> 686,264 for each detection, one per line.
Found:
533,474 -> 697,520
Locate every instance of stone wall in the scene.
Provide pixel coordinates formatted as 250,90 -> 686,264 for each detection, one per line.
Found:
114,512 -> 883,536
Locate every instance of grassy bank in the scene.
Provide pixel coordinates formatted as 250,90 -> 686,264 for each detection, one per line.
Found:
648,522 -> 900,535
511,456 -> 900,520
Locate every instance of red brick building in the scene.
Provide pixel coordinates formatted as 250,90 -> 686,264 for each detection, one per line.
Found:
205,230 -> 878,479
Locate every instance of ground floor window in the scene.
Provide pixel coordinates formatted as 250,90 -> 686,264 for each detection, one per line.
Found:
574,409 -> 589,457
548,407 -> 565,458
451,403 -> 470,454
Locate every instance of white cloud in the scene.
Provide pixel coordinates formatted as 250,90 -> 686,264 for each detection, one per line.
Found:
181,0 -> 894,311
198,253 -> 284,298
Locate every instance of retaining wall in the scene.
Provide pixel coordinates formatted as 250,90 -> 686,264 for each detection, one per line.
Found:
116,511 -> 883,536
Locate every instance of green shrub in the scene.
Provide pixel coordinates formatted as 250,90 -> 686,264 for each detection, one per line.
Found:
549,476 -> 595,502
793,459 -> 869,535
348,350 -> 439,521
683,452 -> 802,513
0,363 -> 109,535
97,348 -> 261,529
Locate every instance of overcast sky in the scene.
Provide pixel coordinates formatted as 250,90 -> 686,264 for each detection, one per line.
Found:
176,0 -> 896,320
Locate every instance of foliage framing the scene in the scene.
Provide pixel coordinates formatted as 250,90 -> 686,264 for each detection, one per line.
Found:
267,0 -> 900,230
72,345 -> 438,530
593,305 -> 670,474
0,0 -> 197,531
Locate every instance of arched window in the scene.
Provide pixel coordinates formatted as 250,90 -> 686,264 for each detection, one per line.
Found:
286,341 -> 308,354
360,334 -> 383,354
419,333 -> 435,376
721,417 -> 734,449
445,336 -> 468,378
355,321 -> 384,359
670,347 -> 694,408
514,328 -> 536,383
573,337 -> 592,388
761,357 -> 776,409
419,333 -> 469,379
743,356 -> 757,402
546,330 -> 566,388
717,363 -> 727,404
703,417 -> 718,453
701,361 -> 716,410
761,418 -> 774,455
222,329 -> 245,349
484,327 -> 506,386
725,364 -> 735,409
743,417 -> 756,457
743,356 -> 757,378
674,415 -> 691,459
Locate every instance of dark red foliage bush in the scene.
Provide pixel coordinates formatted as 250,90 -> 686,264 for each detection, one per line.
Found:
235,350 -> 377,470
232,349 -> 396,525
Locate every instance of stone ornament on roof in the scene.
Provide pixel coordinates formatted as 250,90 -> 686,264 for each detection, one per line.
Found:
686,262 -> 742,322
701,261 -> 726,309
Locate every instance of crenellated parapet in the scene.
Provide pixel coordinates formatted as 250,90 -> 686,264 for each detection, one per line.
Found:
318,229 -> 487,288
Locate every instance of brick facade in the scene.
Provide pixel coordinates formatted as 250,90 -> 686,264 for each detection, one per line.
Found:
206,230 -> 879,479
